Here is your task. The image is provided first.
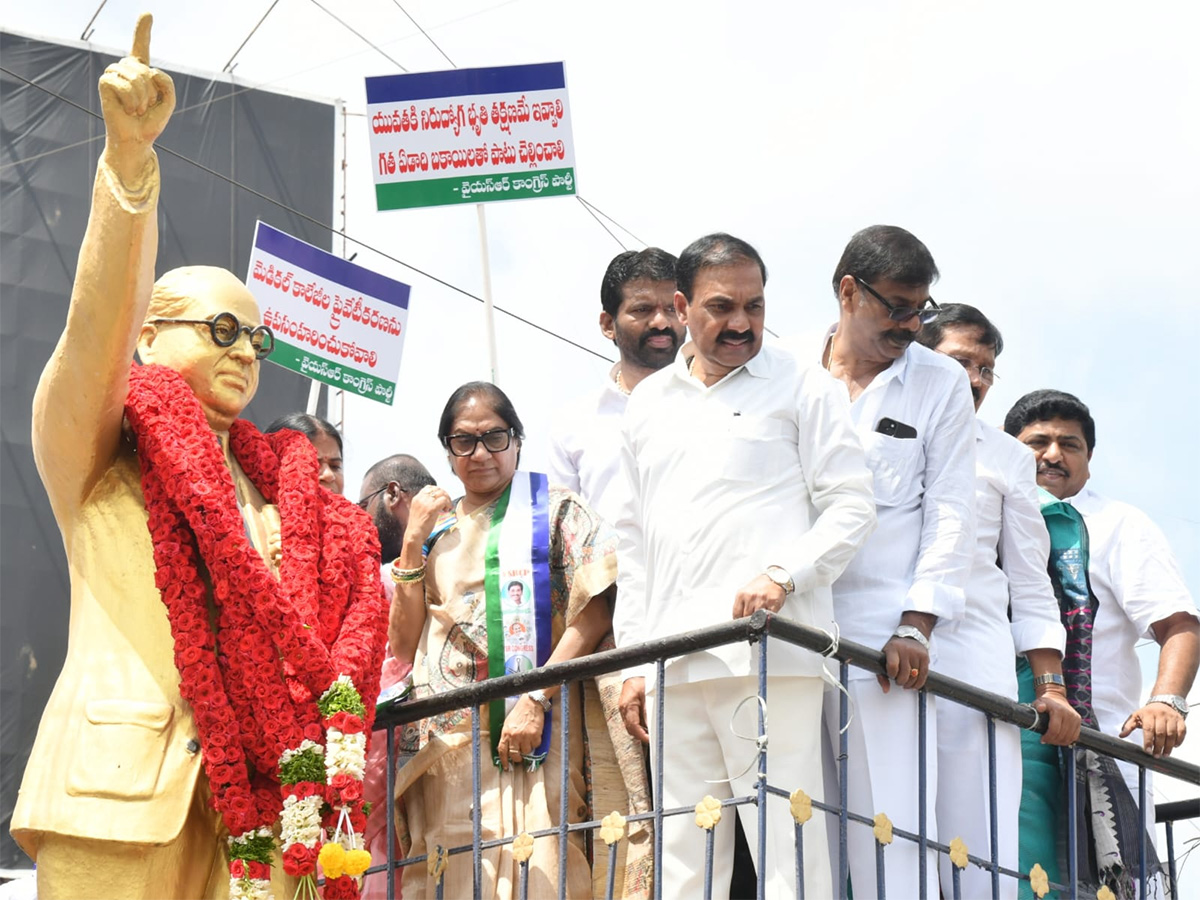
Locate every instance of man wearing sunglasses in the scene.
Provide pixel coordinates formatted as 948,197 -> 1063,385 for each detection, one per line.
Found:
819,225 -> 978,900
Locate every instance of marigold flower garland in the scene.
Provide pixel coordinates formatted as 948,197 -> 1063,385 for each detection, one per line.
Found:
125,364 -> 389,899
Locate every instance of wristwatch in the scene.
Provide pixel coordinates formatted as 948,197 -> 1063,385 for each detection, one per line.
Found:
892,625 -> 930,652
1147,694 -> 1189,719
526,689 -> 552,713
764,565 -> 795,596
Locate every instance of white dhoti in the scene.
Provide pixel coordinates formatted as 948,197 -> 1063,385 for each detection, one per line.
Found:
935,697 -> 1022,899
647,674 -> 830,900
823,680 -> 940,900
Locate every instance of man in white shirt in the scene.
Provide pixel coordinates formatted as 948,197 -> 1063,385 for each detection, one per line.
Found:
614,233 -> 877,899
547,248 -> 684,526
820,225 -> 977,900
1004,391 -> 1198,768
916,305 -> 1079,900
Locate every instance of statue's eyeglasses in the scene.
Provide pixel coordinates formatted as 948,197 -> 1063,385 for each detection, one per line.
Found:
149,311 -> 274,359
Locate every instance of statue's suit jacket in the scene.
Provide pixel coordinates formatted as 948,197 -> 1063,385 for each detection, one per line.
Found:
11,443 -> 204,854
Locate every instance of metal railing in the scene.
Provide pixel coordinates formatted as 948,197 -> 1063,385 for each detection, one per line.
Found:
367,611 -> 1199,900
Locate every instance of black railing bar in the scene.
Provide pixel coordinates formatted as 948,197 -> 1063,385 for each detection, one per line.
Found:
763,617 -> 1199,782
1156,798 -> 1199,822
369,815 -> 1068,895
375,611 -> 1198,782
376,615 -> 769,726
378,799 -> 791,864
761,778 -> 1110,887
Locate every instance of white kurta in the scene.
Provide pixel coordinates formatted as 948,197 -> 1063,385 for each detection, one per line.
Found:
613,344 -> 878,685
613,344 -> 877,900
1065,487 -> 1197,803
546,364 -> 630,529
822,340 -> 977,900
935,419 -> 1066,900
831,342 -> 978,669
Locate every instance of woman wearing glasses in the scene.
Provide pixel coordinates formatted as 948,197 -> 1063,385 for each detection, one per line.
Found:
388,381 -> 649,899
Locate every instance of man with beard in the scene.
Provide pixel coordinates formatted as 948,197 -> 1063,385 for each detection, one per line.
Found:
819,225 -> 977,900
1005,390 -> 1197,894
357,454 -> 436,564
614,233 -> 876,898
916,305 -> 1078,900
548,248 -> 684,525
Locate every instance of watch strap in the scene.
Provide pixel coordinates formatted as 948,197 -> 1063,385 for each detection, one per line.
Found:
1147,694 -> 1189,718
1033,672 -> 1066,688
892,625 -> 930,652
527,690 -> 552,713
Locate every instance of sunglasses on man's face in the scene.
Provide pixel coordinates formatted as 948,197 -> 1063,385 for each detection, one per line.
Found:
853,276 -> 940,325
149,311 -> 275,359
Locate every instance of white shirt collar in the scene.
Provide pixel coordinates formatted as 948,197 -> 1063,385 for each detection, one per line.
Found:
821,323 -> 912,387
673,343 -> 773,387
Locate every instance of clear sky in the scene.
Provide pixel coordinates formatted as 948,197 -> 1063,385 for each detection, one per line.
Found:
6,0 -> 1198,876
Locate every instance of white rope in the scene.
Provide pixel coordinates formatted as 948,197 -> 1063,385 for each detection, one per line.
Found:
816,622 -> 856,734
704,694 -> 770,785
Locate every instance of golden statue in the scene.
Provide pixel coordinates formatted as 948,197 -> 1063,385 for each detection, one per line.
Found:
11,15 -> 388,899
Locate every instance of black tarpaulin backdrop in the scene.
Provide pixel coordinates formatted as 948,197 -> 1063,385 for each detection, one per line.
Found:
0,29 -> 337,869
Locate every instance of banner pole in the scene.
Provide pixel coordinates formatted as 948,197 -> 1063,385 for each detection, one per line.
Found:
476,203 -> 500,384
305,379 -> 321,416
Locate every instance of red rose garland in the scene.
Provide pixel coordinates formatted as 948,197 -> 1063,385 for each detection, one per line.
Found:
125,364 -> 388,898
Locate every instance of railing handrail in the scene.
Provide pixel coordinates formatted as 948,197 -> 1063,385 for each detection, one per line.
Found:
375,609 -> 1200,784
1156,798 -> 1200,822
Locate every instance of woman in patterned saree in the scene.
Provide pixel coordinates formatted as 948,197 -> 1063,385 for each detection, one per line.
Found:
388,382 -> 651,899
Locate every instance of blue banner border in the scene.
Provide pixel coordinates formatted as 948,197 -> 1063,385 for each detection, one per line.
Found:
253,222 -> 410,309
366,62 -> 565,105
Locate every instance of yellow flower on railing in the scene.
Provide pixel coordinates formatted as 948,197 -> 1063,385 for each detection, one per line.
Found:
949,837 -> 968,869
1029,863 -> 1049,898
511,832 -> 535,863
600,811 -> 627,845
872,812 -> 894,845
694,795 -> 723,830
428,844 -> 448,881
344,848 -> 372,877
789,789 -> 813,825
1096,887 -> 1116,900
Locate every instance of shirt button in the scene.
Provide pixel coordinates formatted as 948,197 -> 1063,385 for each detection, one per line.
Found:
186,739 -> 201,754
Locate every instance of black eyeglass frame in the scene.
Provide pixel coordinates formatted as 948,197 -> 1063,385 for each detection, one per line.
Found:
149,311 -> 275,359
442,428 -> 516,458
357,483 -> 392,510
948,355 -> 999,386
852,276 -> 941,325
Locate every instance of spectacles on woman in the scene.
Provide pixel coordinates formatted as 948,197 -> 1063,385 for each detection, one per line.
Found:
443,428 -> 515,457
149,311 -> 275,359
852,276 -> 941,325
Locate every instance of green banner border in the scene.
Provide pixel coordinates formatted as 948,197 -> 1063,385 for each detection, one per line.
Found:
375,167 -> 576,210
268,340 -> 397,405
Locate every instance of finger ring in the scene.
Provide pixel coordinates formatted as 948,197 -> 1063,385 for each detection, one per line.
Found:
910,668 -> 920,679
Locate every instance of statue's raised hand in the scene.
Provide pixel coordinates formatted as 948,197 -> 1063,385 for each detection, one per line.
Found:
98,14 -> 175,158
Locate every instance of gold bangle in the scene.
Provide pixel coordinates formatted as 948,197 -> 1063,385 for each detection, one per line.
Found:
390,562 -> 426,584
